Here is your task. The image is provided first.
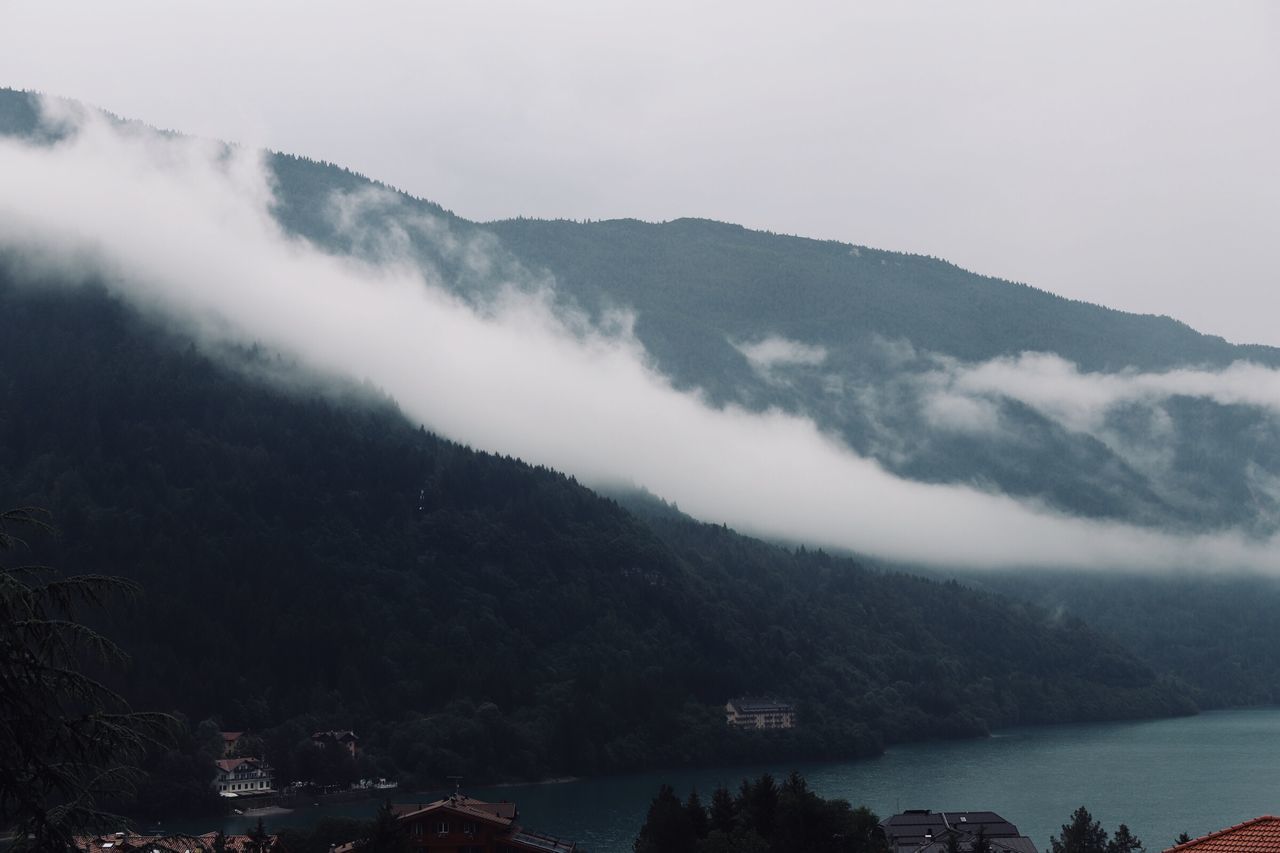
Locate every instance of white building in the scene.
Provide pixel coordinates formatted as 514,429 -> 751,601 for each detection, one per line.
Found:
214,757 -> 274,796
725,698 -> 797,730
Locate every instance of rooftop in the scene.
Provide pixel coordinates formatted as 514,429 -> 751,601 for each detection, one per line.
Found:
882,810 -> 1038,853
728,698 -> 795,713
75,831 -> 275,852
509,828 -> 579,853
394,794 -> 518,826
1164,816 -> 1280,853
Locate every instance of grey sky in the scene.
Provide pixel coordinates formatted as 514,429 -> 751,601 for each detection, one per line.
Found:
2,1 -> 1278,345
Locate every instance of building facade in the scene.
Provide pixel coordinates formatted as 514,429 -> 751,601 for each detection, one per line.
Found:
214,757 -> 274,796
724,698 -> 797,730
312,729 -> 360,758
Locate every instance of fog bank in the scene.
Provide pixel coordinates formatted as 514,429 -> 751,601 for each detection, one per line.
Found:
2,103 -> 1278,573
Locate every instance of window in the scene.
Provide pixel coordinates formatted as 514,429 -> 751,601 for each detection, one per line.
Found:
463,821 -> 478,835
436,820 -> 450,835
411,822 -> 423,837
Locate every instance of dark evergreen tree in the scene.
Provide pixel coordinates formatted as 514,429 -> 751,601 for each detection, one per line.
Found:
972,826 -> 993,853
245,817 -> 274,852
739,773 -> 779,839
363,799 -> 409,852
634,784 -> 696,853
709,786 -> 737,835
1050,807 -> 1110,853
1108,825 -> 1144,853
685,789 -> 709,841
0,508 -> 169,849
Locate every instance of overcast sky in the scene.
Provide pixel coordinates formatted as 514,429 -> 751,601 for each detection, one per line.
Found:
2,1 -> 1277,344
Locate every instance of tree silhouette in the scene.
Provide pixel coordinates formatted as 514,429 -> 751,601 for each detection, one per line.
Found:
0,508 -> 169,849
1049,807 -> 1110,853
363,799 -> 410,852
245,816 -> 274,852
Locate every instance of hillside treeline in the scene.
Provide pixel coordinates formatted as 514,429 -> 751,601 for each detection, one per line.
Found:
0,272 -> 1193,802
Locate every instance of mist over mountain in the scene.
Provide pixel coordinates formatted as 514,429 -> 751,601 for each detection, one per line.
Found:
3,89 -> 1279,575
0,185 -> 1193,790
10,84 -> 1280,793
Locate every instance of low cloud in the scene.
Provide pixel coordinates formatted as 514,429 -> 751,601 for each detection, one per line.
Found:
2,101 -> 1280,573
734,335 -> 828,378
928,351 -> 1280,434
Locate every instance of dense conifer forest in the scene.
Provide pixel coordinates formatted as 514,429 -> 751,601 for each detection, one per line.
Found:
0,270 -> 1194,808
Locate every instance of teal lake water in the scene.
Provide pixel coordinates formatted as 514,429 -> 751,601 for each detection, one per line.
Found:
189,708 -> 1280,852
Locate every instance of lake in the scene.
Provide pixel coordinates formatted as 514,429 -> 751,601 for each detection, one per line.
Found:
192,708 -> 1280,852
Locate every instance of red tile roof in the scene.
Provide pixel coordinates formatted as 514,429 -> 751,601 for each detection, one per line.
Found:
1165,816 -> 1280,853
75,831 -> 275,851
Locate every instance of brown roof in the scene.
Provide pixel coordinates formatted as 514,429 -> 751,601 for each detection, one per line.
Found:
312,729 -> 359,742
394,794 -> 517,827
1165,817 -> 1280,853
214,757 -> 265,772
220,731 -> 243,741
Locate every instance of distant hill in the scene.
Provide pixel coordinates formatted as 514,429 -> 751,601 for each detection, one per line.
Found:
267,125 -> 1280,534
6,87 -> 1277,533
0,257 -> 1193,788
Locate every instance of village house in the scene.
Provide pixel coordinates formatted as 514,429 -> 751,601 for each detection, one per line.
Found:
336,792 -> 578,852
213,756 -> 274,796
880,809 -> 1039,853
724,697 -> 797,730
312,729 -> 360,758
1164,816 -> 1280,853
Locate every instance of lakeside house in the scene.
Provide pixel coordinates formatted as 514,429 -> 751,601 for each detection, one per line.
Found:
75,831 -> 276,851
214,756 -> 275,796
312,729 -> 360,758
881,809 -> 1039,853
335,792 -> 578,852
724,697 -> 797,730
1163,816 -> 1280,853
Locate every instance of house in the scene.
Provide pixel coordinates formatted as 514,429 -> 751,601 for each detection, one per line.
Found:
75,831 -> 276,851
724,698 -> 796,730
312,729 -> 360,758
880,810 -> 1039,853
335,793 -> 578,852
1163,816 -> 1280,853
214,757 -> 274,796
220,730 -> 244,757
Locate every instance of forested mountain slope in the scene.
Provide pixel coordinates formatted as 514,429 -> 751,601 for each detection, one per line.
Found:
971,571 -> 1280,709
0,268 -> 1193,787
5,86 -> 1279,533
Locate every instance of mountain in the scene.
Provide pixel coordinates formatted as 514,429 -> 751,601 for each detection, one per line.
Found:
6,88 -> 1274,795
274,163 -> 1280,536
7,87 -> 1278,536
0,232 -> 1191,791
